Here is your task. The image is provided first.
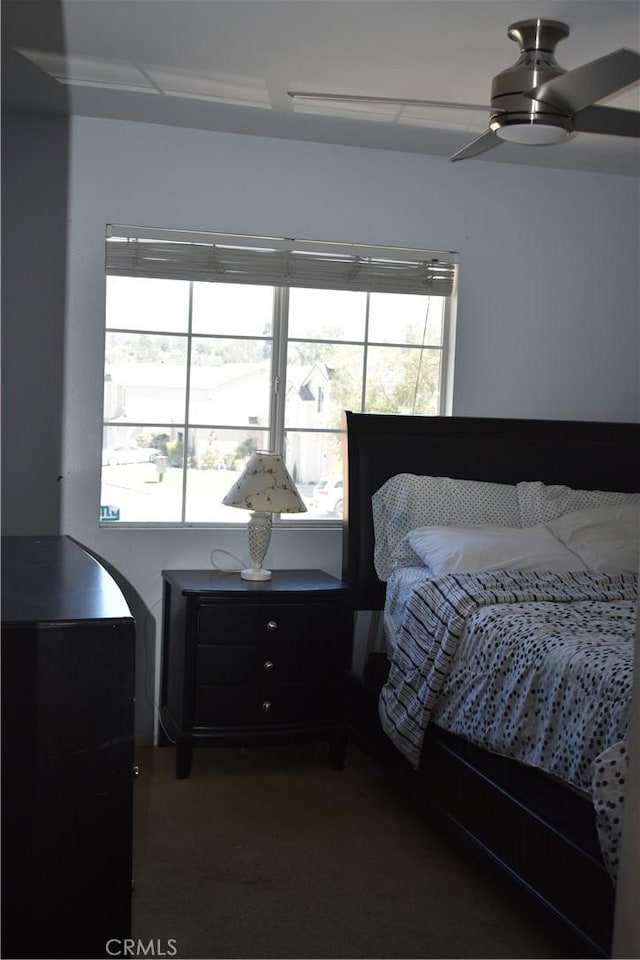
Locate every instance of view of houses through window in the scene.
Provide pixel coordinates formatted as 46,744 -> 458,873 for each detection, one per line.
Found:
101,236 -> 456,525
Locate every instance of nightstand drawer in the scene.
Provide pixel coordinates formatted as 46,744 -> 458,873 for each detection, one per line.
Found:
195,684 -> 332,726
197,602 -> 343,645
197,641 -> 332,685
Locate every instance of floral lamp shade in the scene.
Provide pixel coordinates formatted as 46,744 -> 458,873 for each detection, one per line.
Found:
223,451 -> 307,514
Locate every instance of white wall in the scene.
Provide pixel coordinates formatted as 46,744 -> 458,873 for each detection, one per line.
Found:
61,116 -> 640,740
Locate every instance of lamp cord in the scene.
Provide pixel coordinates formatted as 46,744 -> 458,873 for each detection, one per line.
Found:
209,548 -> 244,573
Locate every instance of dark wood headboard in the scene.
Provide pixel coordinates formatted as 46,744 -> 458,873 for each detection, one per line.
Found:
342,412 -> 640,611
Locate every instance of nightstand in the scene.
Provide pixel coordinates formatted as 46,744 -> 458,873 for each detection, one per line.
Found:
159,569 -> 353,778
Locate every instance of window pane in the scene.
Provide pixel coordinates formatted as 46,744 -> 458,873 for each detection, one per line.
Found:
288,288 -> 367,341
368,293 -> 444,345
189,340 -> 272,427
106,276 -> 189,332
185,428 -> 270,522
285,342 -> 364,429
192,282 -> 274,336
100,425 -> 183,522
284,430 -> 344,519
104,333 -> 187,423
365,345 -> 442,415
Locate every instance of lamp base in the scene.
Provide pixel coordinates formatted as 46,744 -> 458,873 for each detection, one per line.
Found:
240,567 -> 272,581
243,510 -> 273,581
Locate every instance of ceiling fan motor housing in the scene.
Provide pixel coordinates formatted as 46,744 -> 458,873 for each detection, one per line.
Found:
490,19 -> 573,142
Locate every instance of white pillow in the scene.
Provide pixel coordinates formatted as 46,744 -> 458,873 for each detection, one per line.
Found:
401,523 -> 587,576
517,480 -> 639,526
372,474 -> 520,580
547,505 -> 639,573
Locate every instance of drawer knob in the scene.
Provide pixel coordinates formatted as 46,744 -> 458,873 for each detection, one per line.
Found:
261,700 -> 272,712
263,660 -> 274,671
266,620 -> 278,632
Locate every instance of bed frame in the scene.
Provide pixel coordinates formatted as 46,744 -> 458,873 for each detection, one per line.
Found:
342,412 -> 640,958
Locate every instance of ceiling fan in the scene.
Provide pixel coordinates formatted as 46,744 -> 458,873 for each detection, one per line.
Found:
288,19 -> 640,161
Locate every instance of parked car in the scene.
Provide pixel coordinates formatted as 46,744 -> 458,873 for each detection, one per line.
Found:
102,444 -> 161,466
312,475 -> 343,515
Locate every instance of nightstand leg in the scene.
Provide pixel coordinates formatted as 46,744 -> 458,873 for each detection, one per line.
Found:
329,724 -> 348,770
175,739 -> 193,779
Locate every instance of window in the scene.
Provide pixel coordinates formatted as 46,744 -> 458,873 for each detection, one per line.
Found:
101,228 -> 458,525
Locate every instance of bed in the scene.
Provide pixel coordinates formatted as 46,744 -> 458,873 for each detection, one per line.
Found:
342,412 -> 639,958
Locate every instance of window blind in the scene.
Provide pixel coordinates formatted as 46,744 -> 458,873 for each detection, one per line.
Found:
106,228 -> 458,297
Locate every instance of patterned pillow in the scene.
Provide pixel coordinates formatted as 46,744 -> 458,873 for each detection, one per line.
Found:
372,474 -> 520,580
517,480 -> 640,526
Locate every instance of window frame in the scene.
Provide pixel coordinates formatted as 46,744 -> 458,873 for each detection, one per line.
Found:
101,228 -> 458,529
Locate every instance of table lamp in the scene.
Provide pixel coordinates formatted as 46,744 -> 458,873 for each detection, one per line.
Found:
222,451 -> 307,580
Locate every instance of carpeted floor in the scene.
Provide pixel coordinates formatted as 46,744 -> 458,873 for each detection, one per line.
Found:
131,741 -> 587,960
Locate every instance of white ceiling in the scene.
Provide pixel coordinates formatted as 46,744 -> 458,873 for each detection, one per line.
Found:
3,0 -> 640,176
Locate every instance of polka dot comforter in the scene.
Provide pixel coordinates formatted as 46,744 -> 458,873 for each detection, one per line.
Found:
379,569 -> 637,880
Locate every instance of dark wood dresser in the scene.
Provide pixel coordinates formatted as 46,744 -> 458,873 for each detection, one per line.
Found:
159,569 -> 353,778
1,535 -> 136,959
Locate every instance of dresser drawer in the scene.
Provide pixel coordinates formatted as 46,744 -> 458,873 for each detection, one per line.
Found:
197,602 -> 345,645
197,640 -> 333,685
195,683 -> 333,727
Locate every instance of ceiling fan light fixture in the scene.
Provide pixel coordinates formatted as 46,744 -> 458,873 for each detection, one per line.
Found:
491,116 -> 572,145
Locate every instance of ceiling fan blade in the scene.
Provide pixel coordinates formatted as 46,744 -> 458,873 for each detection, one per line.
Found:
449,128 -> 501,162
287,90 -> 489,111
574,105 -> 640,138
526,48 -> 640,114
